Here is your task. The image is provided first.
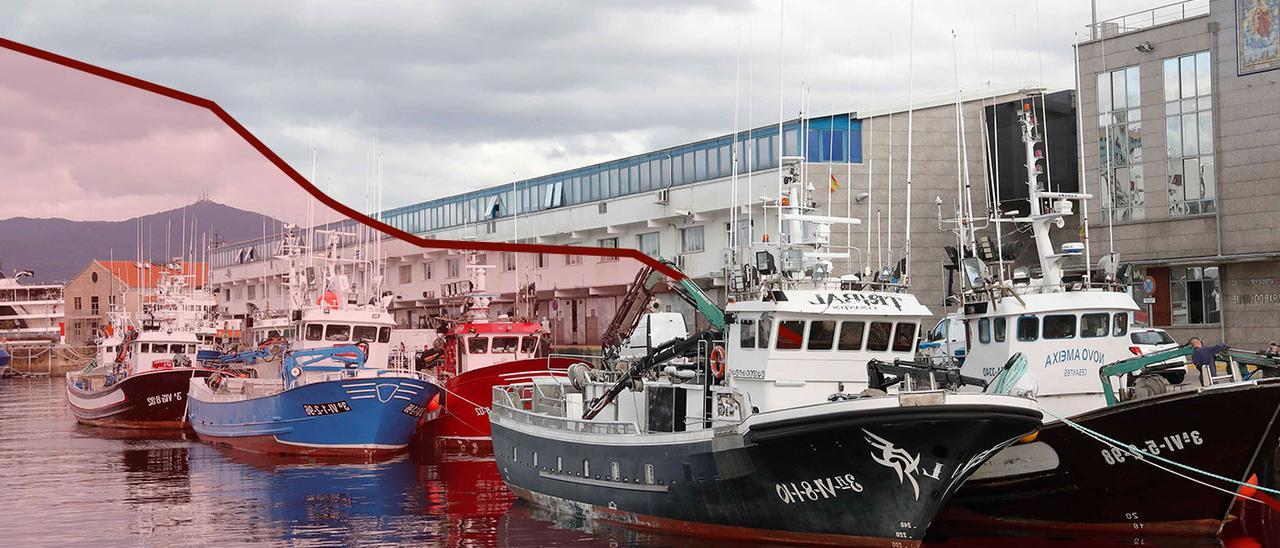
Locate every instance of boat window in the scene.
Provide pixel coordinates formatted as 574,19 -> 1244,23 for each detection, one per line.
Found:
1016,316 -> 1039,342
186,344 -> 196,354
758,314 -> 772,348
267,330 -> 280,339
1043,315 -> 1077,340
776,320 -> 805,350
978,318 -> 991,344
1113,312 -> 1129,337
520,336 -> 539,354
866,322 -> 893,352
993,317 -> 1007,343
927,319 -> 947,342
838,321 -> 865,351
352,325 -> 378,342
1081,313 -> 1110,338
807,321 -> 836,350
378,327 -> 391,343
139,343 -> 151,353
305,324 -> 324,341
492,336 -> 519,353
468,337 -> 489,354
739,319 -> 757,349
892,323 -> 918,352
325,324 -> 351,342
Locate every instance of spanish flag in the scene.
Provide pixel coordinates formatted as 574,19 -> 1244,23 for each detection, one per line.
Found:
829,173 -> 840,193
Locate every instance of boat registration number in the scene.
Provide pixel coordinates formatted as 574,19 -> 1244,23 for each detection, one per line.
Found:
1101,430 -> 1203,465
775,474 -> 864,504
402,402 -> 426,418
146,392 -> 183,407
303,401 -> 352,416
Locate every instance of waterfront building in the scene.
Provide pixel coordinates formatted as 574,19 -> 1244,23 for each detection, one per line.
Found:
1079,0 -> 1280,349
63,261 -> 207,345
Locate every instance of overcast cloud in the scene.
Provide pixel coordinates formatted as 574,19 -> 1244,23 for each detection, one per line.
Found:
2,0 -> 1159,219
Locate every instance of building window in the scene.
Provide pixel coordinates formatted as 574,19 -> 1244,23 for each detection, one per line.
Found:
423,261 -> 434,280
1163,51 -> 1214,216
597,237 -> 618,262
1170,265 -> 1220,325
637,232 -> 660,257
399,264 -> 412,284
1098,65 -> 1144,222
108,294 -> 116,305
74,296 -> 82,310
247,285 -> 256,300
90,296 -> 99,316
503,252 -> 517,271
680,226 -> 705,254
565,244 -> 583,266
536,253 -> 549,269
447,258 -> 461,278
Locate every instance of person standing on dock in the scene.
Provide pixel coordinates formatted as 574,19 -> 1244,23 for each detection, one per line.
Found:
1189,337 -> 1229,386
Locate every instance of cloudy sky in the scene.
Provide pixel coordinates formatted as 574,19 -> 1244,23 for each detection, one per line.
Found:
1,0 -> 1160,221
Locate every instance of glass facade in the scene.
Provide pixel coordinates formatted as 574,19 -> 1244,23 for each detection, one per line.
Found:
1170,265 -> 1221,325
1163,51 -> 1215,217
1098,65 -> 1144,222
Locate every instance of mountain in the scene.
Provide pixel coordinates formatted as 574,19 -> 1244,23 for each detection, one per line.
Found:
0,200 -> 282,284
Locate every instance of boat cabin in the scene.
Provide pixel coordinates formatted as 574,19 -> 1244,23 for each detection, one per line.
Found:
957,290 -> 1139,416
725,289 -> 932,411
443,322 -> 549,375
249,307 -> 396,370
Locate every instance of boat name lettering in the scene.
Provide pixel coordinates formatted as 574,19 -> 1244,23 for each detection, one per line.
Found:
728,368 -> 765,380
1102,430 -> 1202,465
807,293 -> 904,311
146,392 -> 183,407
303,401 -> 352,416
1043,347 -> 1105,368
402,402 -> 425,418
774,474 -> 864,504
474,406 -> 491,416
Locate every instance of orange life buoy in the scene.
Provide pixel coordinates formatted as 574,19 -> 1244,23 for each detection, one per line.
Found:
709,345 -> 727,380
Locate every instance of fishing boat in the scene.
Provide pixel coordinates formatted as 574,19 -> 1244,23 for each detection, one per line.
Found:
938,98 -> 1280,535
185,225 -> 441,456
423,252 -> 579,442
65,263 -> 219,429
490,156 -> 1044,545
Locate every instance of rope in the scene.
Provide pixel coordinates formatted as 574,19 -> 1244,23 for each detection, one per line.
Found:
1039,405 -> 1278,500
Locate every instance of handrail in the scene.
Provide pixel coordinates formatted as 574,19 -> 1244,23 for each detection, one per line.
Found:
1087,0 -> 1209,39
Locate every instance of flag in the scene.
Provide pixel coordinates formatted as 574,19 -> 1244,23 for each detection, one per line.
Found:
829,174 -> 840,193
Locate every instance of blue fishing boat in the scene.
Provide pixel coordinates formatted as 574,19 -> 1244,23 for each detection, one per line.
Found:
187,345 -> 439,456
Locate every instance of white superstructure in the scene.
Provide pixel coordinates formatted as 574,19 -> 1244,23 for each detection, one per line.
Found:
0,271 -> 64,342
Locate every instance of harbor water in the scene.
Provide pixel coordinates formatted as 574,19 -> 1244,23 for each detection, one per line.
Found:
3,376 -> 1278,547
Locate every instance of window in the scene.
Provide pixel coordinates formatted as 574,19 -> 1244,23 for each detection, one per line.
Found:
503,252 -> 517,272
992,317 -> 1007,343
140,343 -> 151,353
422,261 -> 434,280
565,245 -> 583,265
866,322 -> 893,351
807,321 -> 836,350
1098,65 -> 1144,222
324,324 -> 351,342
491,336 -> 519,353
447,258 -> 461,278
837,321 -> 865,350
74,297 -> 82,310
90,296 -> 99,315
1170,265 -> 1220,324
1163,51 -> 1215,216
1081,313 -> 1110,338
638,232 -> 661,257
739,319 -> 757,349
892,323 -> 918,352
598,237 -> 619,262
1016,316 -> 1039,342
1043,315 -> 1077,339
1114,312 -> 1130,336
247,285 -> 256,300
468,337 -> 489,354
776,320 -> 805,350
536,253 -> 549,268
1132,330 -> 1176,345
305,324 -> 323,341
978,318 -> 991,344
399,264 -> 412,284
378,327 -> 391,343
680,226 -> 705,253
353,325 -> 377,342
520,336 -> 539,354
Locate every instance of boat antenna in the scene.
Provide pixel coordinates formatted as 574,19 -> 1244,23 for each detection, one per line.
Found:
953,30 -> 978,258
776,0 -> 785,250
731,20 -> 743,262
1074,32 -> 1093,283
903,0 -> 915,287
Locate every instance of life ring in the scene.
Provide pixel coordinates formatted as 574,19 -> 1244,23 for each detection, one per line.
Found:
709,345 -> 727,380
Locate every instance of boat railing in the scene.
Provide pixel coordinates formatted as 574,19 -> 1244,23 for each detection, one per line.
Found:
492,383 -> 638,435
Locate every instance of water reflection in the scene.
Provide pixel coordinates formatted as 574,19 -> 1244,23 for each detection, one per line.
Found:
0,377 -> 1276,547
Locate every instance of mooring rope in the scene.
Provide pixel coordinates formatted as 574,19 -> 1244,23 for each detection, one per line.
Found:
1040,405 -> 1278,501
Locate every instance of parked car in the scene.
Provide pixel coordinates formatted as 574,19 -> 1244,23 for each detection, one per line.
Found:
1129,327 -> 1187,384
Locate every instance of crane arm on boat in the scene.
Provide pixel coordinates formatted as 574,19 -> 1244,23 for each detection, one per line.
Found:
280,345 -> 367,387
582,329 -> 719,421
1098,345 -> 1280,405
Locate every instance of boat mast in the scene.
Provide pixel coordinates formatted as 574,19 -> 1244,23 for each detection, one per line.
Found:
903,0 -> 916,288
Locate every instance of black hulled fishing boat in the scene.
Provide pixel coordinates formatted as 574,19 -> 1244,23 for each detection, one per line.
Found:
490,156 -> 1042,545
